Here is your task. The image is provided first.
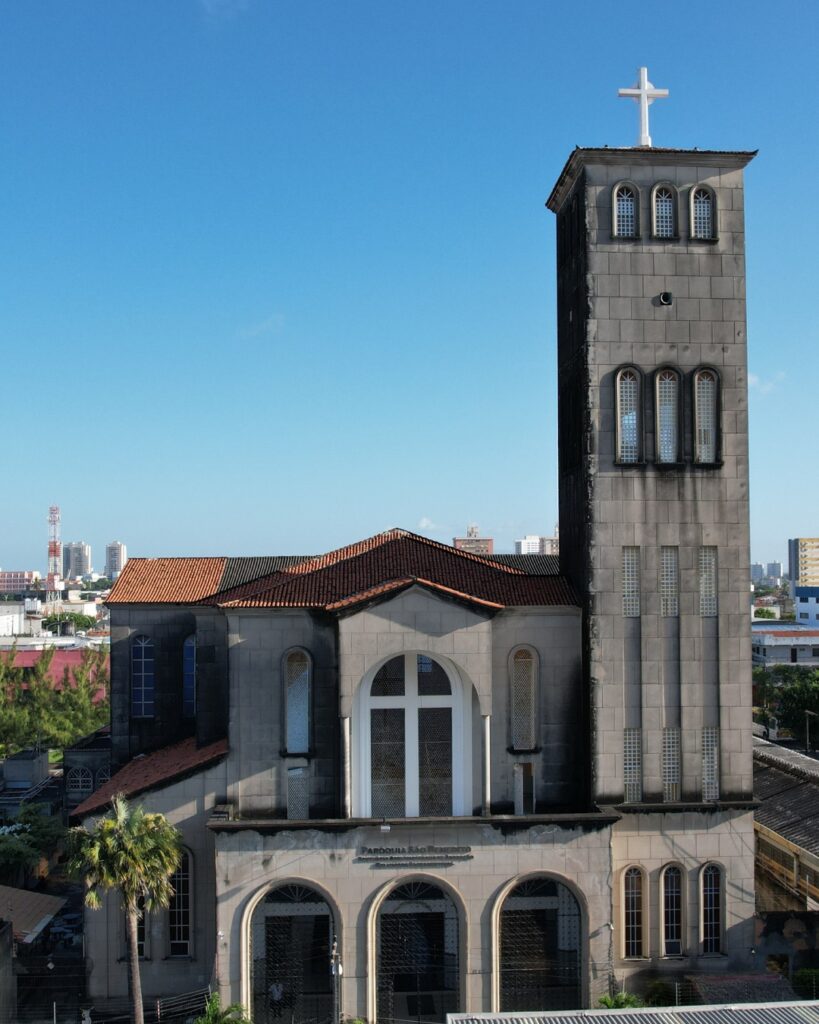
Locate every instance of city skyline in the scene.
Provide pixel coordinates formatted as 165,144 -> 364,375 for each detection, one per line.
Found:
2,1 -> 816,568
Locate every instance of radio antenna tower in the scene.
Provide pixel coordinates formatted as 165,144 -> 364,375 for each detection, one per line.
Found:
46,505 -> 62,603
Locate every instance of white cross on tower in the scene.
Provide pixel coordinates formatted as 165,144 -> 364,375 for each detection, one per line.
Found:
618,67 -> 669,147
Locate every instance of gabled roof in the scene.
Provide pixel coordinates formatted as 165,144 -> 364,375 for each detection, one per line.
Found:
71,737 -> 228,819
107,529 -> 577,611
754,739 -> 819,855
0,885 -> 66,944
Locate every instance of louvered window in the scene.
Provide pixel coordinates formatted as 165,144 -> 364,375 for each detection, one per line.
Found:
702,727 -> 720,801
662,727 -> 681,801
654,186 -> 676,237
615,185 -> 637,237
623,728 -> 642,802
510,648 -> 537,751
617,369 -> 641,463
660,547 -> 679,617
656,369 -> 680,463
692,187 -> 715,239
622,547 -> 641,617
285,649 -> 311,753
699,547 -> 718,617
702,864 -> 722,953
694,369 -> 718,463
624,868 -> 644,958
662,866 -> 683,956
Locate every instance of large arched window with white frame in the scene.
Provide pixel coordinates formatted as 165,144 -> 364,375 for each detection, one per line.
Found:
661,864 -> 684,956
622,866 -> 646,959
612,182 -> 640,238
615,367 -> 643,464
509,647 -> 538,752
693,368 -> 720,464
355,653 -> 471,818
690,185 -> 717,241
651,182 -> 678,239
168,849 -> 192,957
701,863 -> 723,954
131,635 -> 155,718
655,368 -> 681,464
284,648 -> 311,755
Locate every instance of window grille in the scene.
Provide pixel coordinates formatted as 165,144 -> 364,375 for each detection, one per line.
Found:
417,654 -> 451,695
616,186 -> 637,237
662,727 -> 681,801
654,186 -> 675,237
656,370 -> 680,463
660,547 -> 679,617
285,650 -> 310,753
371,655 -> 405,696
693,188 -> 714,239
131,636 -> 155,718
182,635 -> 196,718
96,766 -> 110,786
168,851 -> 191,956
623,728 -> 642,802
66,766 -> 93,797
694,370 -> 718,463
617,370 -> 640,462
702,726 -> 720,801
287,767 -> 310,820
624,867 -> 644,958
511,648 -> 536,750
699,547 -> 718,617
418,707 -> 453,815
371,708 -> 406,817
663,866 -> 683,955
702,864 -> 722,953
136,896 -> 147,959
622,547 -> 641,617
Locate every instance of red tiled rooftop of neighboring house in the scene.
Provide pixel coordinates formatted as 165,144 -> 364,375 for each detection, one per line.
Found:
3,648 -> 109,701
756,630 -> 819,638
107,557 -> 227,604
71,736 -> 228,819
104,530 -> 577,611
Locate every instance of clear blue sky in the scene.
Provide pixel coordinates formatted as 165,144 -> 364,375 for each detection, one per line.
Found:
2,0 -> 816,570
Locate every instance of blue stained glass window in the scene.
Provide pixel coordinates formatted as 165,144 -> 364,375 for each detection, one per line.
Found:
183,635 -> 196,718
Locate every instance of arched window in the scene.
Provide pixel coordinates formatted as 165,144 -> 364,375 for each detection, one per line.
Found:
701,864 -> 723,954
623,867 -> 645,958
691,186 -> 717,240
612,183 -> 639,238
652,183 -> 677,238
168,850 -> 191,957
96,766 -> 111,787
284,649 -> 311,754
359,653 -> 469,818
693,368 -> 720,464
131,636 -> 155,718
655,368 -> 681,463
510,647 -> 538,751
182,635 -> 196,718
616,368 -> 642,464
661,865 -> 684,956
66,766 -> 93,799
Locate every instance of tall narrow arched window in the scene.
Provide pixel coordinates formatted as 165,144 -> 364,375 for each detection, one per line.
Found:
691,186 -> 716,240
616,367 -> 642,463
701,864 -> 723,953
510,647 -> 538,751
661,865 -> 683,956
652,183 -> 677,238
655,368 -> 681,464
131,636 -> 155,718
284,649 -> 311,755
168,850 -> 191,957
693,368 -> 720,464
613,183 -> 639,238
182,635 -> 196,718
623,867 -> 645,958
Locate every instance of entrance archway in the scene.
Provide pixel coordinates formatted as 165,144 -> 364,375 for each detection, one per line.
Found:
499,877 -> 582,1011
250,883 -> 334,1024
377,881 -> 460,1024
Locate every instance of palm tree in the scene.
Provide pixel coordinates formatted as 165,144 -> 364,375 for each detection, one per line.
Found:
68,794 -> 182,1024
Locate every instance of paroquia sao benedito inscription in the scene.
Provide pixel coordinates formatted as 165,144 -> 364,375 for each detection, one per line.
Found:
356,844 -> 473,867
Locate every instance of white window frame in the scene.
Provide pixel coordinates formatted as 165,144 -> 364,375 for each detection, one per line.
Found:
615,367 -> 643,464
509,646 -> 539,752
690,185 -> 717,241
651,182 -> 678,239
699,862 -> 724,954
131,635 -> 155,719
622,866 -> 647,959
655,368 -> 681,464
353,652 -> 471,817
660,863 -> 685,957
283,647 -> 312,755
167,848 -> 193,958
612,181 -> 640,239
693,368 -> 720,464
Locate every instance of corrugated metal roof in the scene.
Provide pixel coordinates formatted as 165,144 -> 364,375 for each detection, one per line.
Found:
450,1000 -> 819,1024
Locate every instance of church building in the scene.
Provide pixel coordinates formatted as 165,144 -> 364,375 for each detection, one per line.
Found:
76,126 -> 758,1020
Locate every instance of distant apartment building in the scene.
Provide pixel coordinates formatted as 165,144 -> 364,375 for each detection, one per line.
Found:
789,538 -> 819,594
0,570 -> 40,594
63,541 -> 92,579
794,587 -> 819,627
751,562 -> 765,584
104,541 -> 127,580
452,524 -> 493,555
514,527 -> 559,556
767,561 -> 783,580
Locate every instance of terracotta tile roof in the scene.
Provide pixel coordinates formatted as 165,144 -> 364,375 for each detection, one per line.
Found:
107,557 -> 227,604
71,737 -> 228,819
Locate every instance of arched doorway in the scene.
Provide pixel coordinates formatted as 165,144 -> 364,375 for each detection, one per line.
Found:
499,877 -> 582,1011
250,884 -> 334,1024
377,881 -> 460,1024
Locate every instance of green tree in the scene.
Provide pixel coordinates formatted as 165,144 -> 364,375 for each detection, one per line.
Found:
777,673 -> 819,747
42,612 -> 97,634
599,992 -> 644,1008
0,805 -> 65,885
194,993 -> 253,1024
754,608 -> 776,619
68,795 -> 182,1024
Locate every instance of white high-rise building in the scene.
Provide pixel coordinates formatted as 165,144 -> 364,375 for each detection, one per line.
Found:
63,541 -> 92,579
105,541 -> 128,580
514,535 -> 541,554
